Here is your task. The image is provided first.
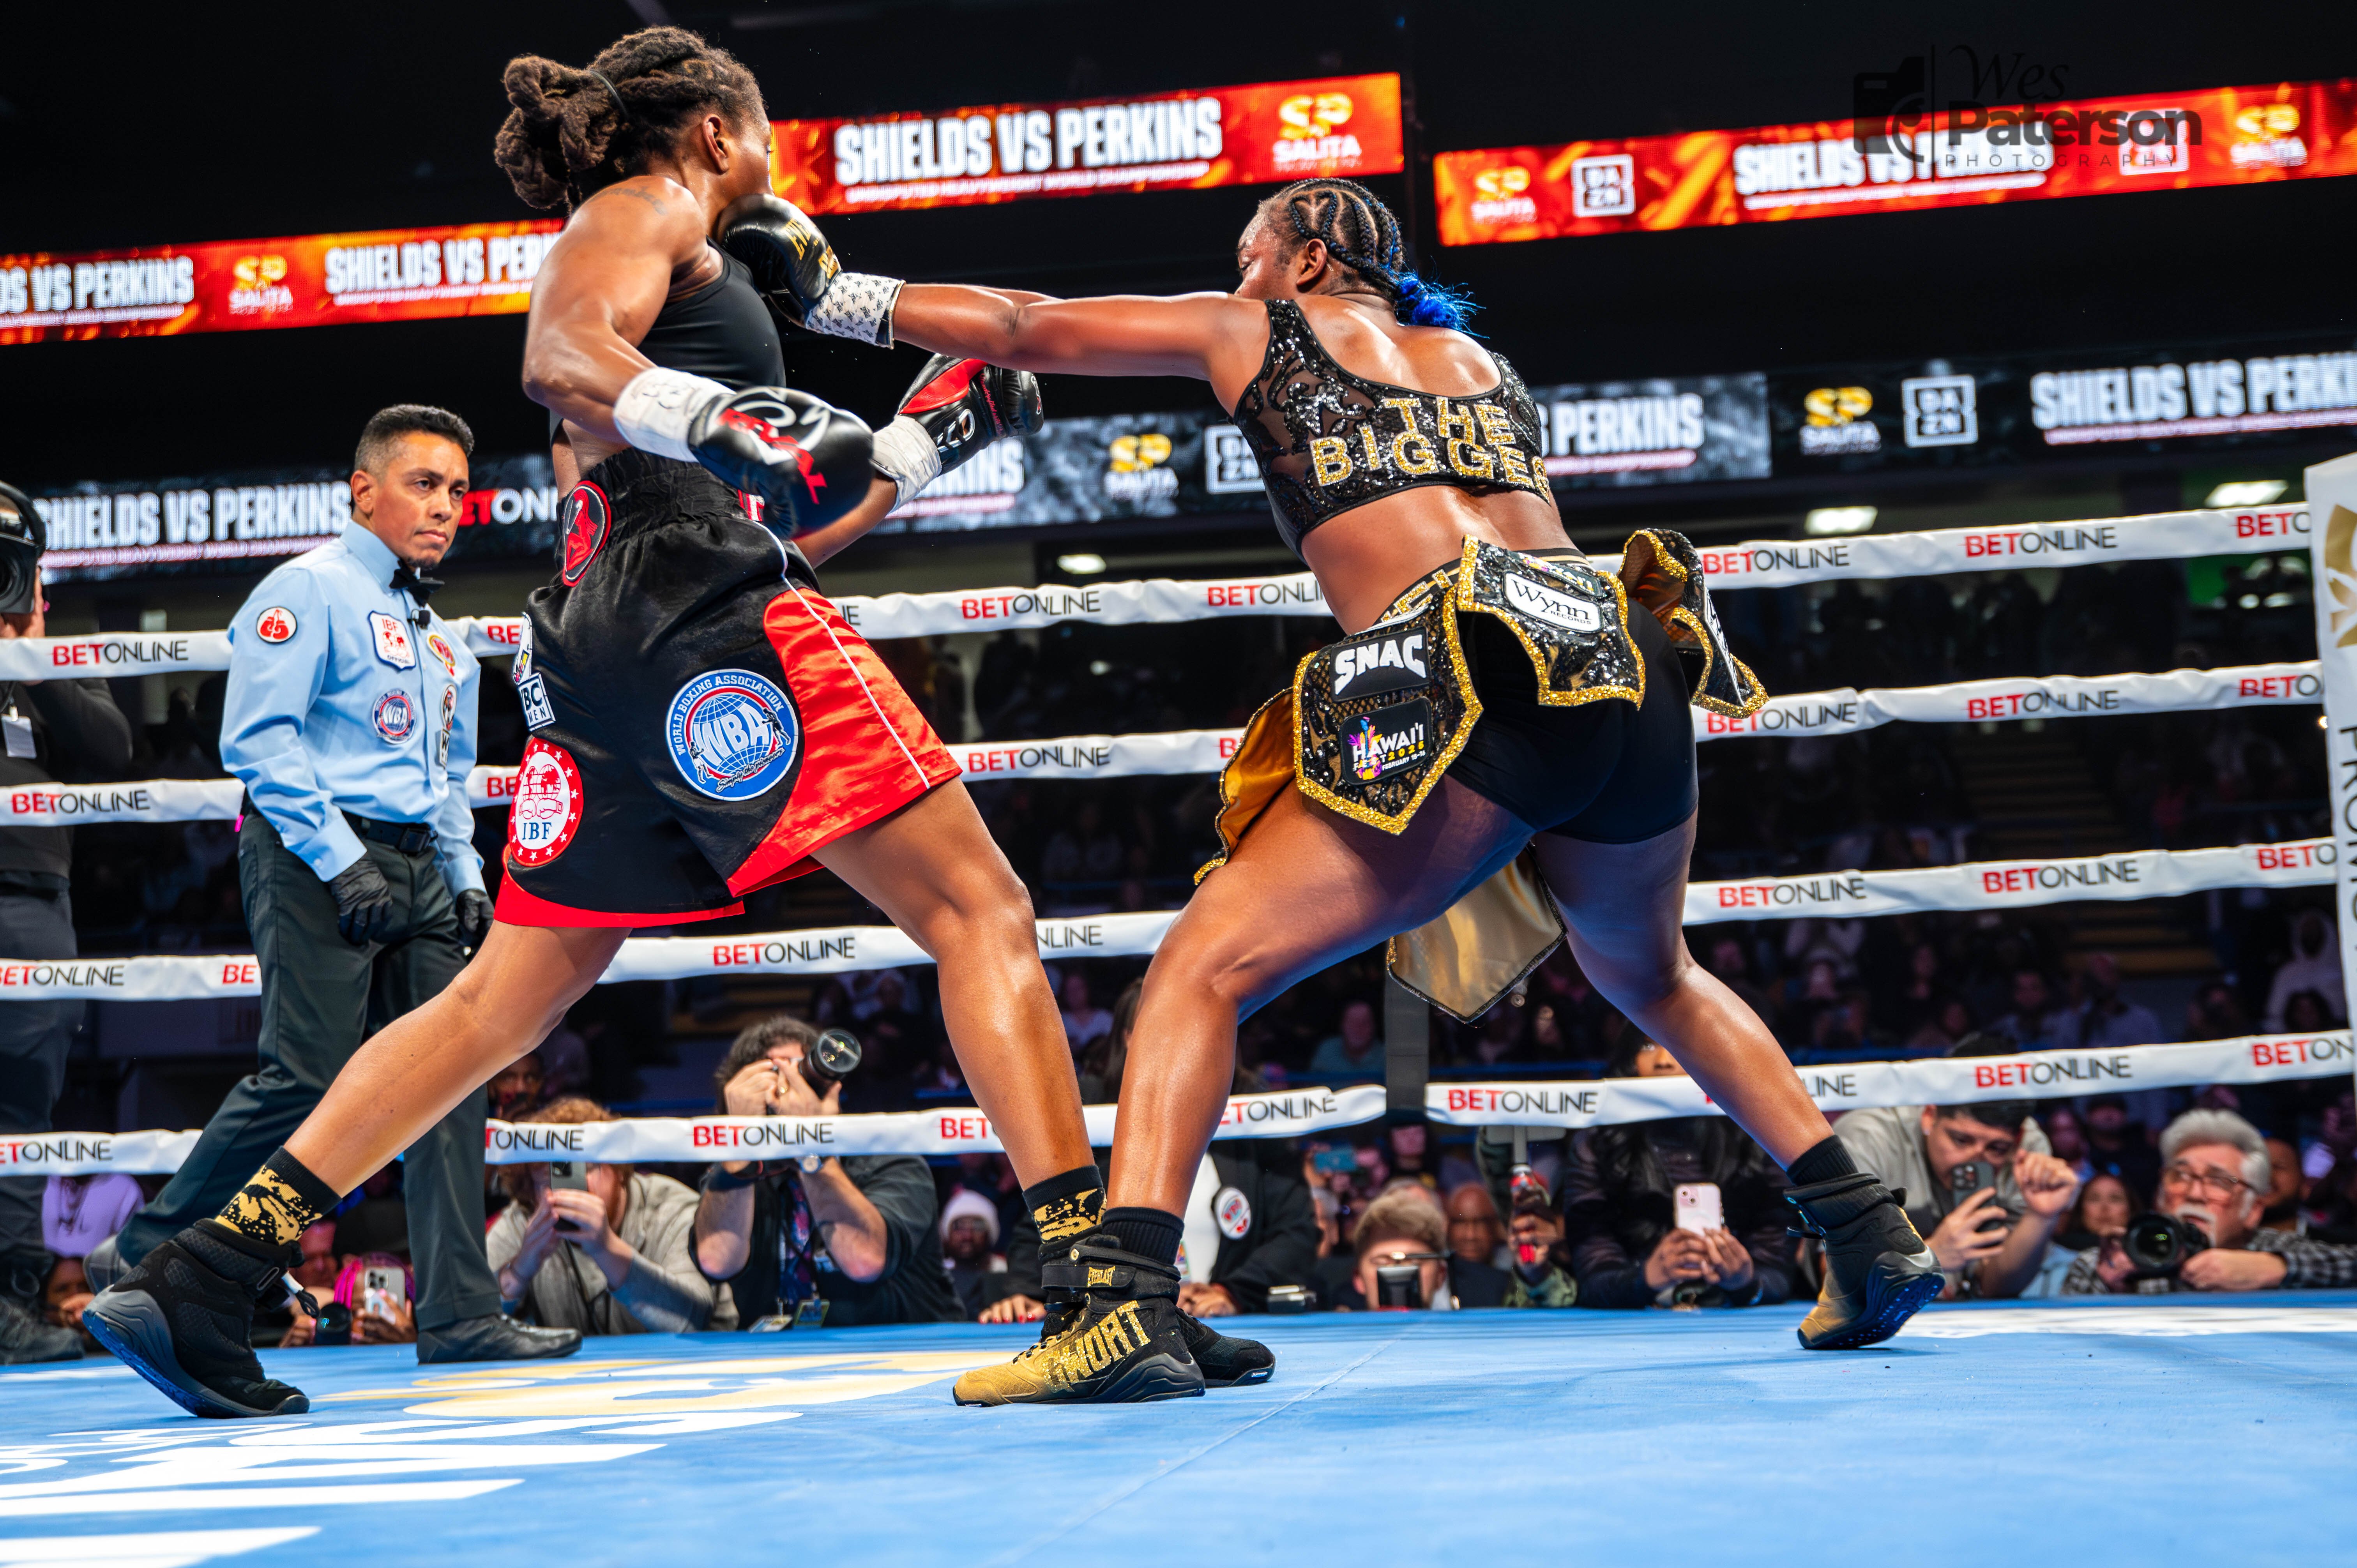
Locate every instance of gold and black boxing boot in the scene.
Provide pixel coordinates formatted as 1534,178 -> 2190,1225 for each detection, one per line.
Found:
952,1231 -> 1205,1406
1173,1307 -> 1274,1388
1783,1173 -> 1942,1350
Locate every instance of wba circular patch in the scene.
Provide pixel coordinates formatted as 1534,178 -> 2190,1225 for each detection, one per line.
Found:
372,690 -> 417,744
666,669 -> 800,802
1214,1185 -> 1252,1240
254,606 -> 297,644
507,738 -> 584,867
560,482 -> 612,587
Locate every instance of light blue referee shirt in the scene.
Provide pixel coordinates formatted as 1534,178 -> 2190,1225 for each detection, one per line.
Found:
221,520 -> 484,893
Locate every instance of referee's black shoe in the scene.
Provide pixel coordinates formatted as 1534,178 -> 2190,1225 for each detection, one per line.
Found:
417,1314 -> 582,1364
1785,1174 -> 1942,1351
83,1226 -> 308,1419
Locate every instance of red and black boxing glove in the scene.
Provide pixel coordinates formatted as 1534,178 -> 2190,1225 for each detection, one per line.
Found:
613,369 -> 874,533
868,355 -> 1044,510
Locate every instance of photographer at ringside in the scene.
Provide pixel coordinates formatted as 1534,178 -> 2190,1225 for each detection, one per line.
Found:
692,1016 -> 959,1328
0,480 -> 131,1364
2065,1109 -> 2357,1294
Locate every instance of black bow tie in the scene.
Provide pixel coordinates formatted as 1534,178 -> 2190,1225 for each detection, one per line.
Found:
390,564 -> 443,606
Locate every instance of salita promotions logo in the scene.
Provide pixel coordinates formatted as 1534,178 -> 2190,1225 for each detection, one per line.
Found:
1273,91 -> 1359,169
667,669 -> 801,801
227,254 -> 292,315
1103,432 -> 1178,502
1800,386 -> 1880,455
1469,166 -> 1536,225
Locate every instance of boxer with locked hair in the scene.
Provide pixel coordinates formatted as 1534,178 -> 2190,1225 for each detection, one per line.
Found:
714,178 -> 1940,1405
85,25 -> 1141,1420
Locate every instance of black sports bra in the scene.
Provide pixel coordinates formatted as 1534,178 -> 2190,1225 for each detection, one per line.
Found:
548,248 -> 784,440
1228,299 -> 1551,556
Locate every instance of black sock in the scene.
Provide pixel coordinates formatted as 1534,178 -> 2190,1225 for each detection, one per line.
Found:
1103,1206 -> 1183,1268
198,1145 -> 341,1259
1785,1134 -> 1861,1188
1022,1165 -> 1104,1251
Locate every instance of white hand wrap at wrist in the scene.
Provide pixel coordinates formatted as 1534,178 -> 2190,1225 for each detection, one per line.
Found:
804,272 -> 903,347
613,367 -> 731,462
869,417 -> 943,510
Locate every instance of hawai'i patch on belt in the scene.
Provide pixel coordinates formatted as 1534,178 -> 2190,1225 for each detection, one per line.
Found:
507,738 -> 584,866
560,482 -> 612,587
1346,698 -> 1433,781
666,669 -> 800,801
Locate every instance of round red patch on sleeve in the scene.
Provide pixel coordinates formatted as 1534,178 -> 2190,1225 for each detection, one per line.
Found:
254,606 -> 297,643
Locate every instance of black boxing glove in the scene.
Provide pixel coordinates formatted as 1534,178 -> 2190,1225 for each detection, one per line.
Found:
613,369 -> 875,532
718,192 -> 903,347
454,888 -> 494,950
868,356 -> 1045,510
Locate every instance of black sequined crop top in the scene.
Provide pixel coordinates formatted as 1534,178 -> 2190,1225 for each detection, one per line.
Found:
1228,299 -> 1550,556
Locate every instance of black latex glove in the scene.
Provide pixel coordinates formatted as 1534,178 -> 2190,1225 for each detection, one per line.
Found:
455,888 -> 494,950
328,857 -> 395,946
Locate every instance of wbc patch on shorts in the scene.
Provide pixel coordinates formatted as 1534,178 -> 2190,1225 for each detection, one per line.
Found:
517,673 -> 555,731
666,669 -> 801,801
1346,698 -> 1433,781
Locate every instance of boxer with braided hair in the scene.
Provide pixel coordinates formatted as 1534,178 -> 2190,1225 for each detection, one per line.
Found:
87,26 -> 1103,1422
737,180 -> 1938,1405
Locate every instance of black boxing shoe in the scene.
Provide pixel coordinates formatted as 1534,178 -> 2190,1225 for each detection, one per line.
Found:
953,1232 -> 1203,1406
1784,1174 -> 1942,1351
83,1226 -> 309,1419
1022,1275 -> 1274,1390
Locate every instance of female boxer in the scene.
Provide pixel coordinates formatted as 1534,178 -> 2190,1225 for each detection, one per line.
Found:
84,26 -> 1259,1420
754,177 -> 1943,1404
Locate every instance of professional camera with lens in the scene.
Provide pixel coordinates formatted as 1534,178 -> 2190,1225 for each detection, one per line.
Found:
793,1028 -> 862,1096
2121,1211 -> 2210,1279
0,482 -> 46,618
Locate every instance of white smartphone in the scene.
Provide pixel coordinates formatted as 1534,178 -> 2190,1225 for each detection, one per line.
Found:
360,1264 -> 406,1319
1674,1182 -> 1723,1234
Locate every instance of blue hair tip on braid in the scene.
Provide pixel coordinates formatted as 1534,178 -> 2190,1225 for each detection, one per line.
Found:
1395,271 -> 1481,334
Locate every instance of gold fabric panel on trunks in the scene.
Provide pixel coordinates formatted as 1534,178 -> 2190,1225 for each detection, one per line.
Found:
1385,847 -> 1567,1023
1618,528 -> 1767,718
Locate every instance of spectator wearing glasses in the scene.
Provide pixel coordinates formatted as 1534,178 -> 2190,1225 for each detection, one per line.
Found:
1833,1079 -> 2080,1300
2067,1109 -> 2357,1294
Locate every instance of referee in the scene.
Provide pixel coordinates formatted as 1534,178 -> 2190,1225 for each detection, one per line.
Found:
97,406 -> 578,1365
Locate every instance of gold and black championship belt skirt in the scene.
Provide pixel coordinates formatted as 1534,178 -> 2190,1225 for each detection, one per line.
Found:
1200,530 -> 1766,1021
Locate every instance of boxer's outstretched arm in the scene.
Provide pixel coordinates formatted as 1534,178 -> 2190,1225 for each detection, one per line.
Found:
891,286 -> 1263,390
520,180 -> 709,443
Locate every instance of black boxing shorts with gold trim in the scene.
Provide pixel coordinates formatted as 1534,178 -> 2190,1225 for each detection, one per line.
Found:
495,450 -> 958,927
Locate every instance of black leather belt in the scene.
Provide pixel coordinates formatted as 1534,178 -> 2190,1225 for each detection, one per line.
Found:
343,811 -> 435,855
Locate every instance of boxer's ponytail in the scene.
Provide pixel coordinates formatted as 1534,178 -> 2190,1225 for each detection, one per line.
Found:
496,27 -> 764,211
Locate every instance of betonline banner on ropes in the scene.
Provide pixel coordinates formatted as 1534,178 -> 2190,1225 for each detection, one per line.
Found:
1433,78 -> 2357,246
0,221 -> 562,346
766,75 -> 1401,215
0,841 -> 2332,1001
1428,1033 -> 2356,1132
24,1037 -> 2354,1174
0,663 -> 2318,818
2308,449 -> 2357,1086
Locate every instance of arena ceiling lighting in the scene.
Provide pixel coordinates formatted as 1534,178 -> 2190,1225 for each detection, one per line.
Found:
1056,553 -> 1108,574
1804,506 -> 1877,536
2206,479 -> 2290,506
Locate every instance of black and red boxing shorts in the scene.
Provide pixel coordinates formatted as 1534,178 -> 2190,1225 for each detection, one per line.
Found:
495,449 -> 958,927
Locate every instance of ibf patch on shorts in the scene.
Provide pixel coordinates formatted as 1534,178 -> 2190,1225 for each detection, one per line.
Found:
254,606 -> 297,644
517,673 -> 555,731
1330,628 -> 1431,699
666,669 -> 800,801
1346,698 -> 1432,781
369,611 -> 417,670
372,690 -> 417,744
507,738 -> 583,866
560,482 -> 611,587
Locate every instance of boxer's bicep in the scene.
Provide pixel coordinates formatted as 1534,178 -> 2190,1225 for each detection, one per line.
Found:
523,185 -> 703,418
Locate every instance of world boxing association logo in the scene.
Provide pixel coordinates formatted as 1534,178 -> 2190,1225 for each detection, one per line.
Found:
507,738 -> 584,867
560,482 -> 611,587
666,669 -> 801,802
372,690 -> 417,745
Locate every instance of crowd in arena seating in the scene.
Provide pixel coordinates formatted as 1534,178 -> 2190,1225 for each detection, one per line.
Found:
29,553 -> 2357,1344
